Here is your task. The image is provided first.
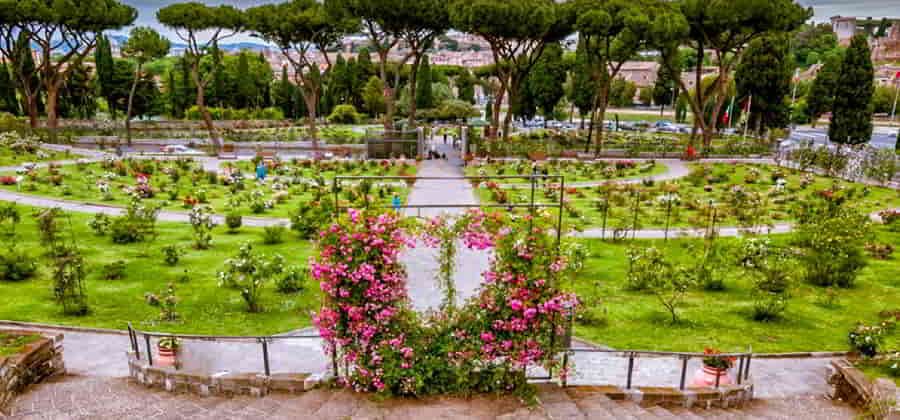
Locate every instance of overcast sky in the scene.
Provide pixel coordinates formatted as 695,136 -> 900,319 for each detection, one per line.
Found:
117,0 -> 900,44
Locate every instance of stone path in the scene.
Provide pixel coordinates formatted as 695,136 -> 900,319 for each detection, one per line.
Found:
400,142 -> 491,312
6,376 -> 857,419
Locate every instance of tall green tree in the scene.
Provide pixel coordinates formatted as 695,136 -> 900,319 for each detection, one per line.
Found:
526,43 -> 567,122
247,0 -> 355,148
57,62 -> 97,119
573,0 -> 656,154
567,37 -> 596,130
94,35 -> 117,118
0,20 -> 42,126
273,66 -> 297,119
653,0 -> 808,151
829,34 -> 874,146
415,55 -> 434,110
166,70 -> 179,118
805,50 -> 842,127
13,0 -> 136,138
652,59 -> 680,110
455,69 -> 476,104
207,40 -> 227,107
158,3 -> 244,152
735,34 -> 793,134
0,61 -> 17,114
362,75 -> 385,116
329,0 -> 450,130
234,51 -> 255,110
792,23 -> 837,67
122,27 -> 170,144
450,0 -> 574,139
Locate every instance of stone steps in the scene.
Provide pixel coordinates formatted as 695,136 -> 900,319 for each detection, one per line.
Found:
6,375 -> 860,420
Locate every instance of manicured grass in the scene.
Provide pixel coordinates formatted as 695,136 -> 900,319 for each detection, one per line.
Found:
856,361 -> 900,386
569,228 -> 900,353
464,160 -> 666,184
0,158 -> 414,218
0,205 -> 319,335
478,163 -> 900,230
0,148 -> 69,167
0,333 -> 41,356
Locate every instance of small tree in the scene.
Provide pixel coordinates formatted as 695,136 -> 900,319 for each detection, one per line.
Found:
829,34 -> 874,146
189,205 -> 215,250
217,242 -> 285,313
122,27 -> 169,145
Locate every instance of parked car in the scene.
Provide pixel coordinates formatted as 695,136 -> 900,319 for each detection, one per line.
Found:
161,145 -> 204,155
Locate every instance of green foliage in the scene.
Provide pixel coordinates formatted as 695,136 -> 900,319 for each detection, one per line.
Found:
848,320 -> 895,358
291,198 -> 334,239
737,238 -> 794,321
88,213 -> 111,236
225,212 -> 243,233
189,205 -> 215,250
525,43 -> 567,119
159,282 -> 179,322
792,23 -> 838,68
455,69 -> 476,104
625,246 -> 665,291
162,244 -> 183,267
735,34 -> 793,133
568,37 -> 596,117
217,242 -> 285,313
276,265 -> 307,294
327,104 -> 361,124
102,260 -> 127,280
793,190 -> 870,288
362,76 -> 386,116
829,34 -> 874,145
416,55 -> 435,110
110,200 -> 160,245
0,250 -> 38,282
184,106 -> 284,121
806,50 -> 842,125
262,224 -> 286,245
609,78 -> 637,108
0,63 -> 18,115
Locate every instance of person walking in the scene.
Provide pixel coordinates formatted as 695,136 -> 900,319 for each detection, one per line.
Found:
392,193 -> 401,213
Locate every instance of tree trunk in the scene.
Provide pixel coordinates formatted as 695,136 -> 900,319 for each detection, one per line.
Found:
302,90 -> 319,150
407,55 -> 422,129
593,84 -> 610,157
584,93 -> 600,153
378,51 -> 394,131
125,64 -> 141,146
490,82 -> 506,139
25,94 -> 38,129
192,67 -> 220,153
45,83 -> 60,142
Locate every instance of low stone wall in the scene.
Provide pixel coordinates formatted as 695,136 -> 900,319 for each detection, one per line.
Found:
127,352 -> 321,397
0,331 -> 65,413
828,359 -> 899,418
566,383 -> 754,409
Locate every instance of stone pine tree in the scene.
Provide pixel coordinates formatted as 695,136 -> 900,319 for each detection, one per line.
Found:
0,61 -> 18,115
94,35 -> 117,119
247,0 -> 355,149
734,34 -> 793,134
328,0 -> 449,130
829,34 -> 875,146
122,27 -> 170,144
574,0 -> 655,154
450,0 -> 574,139
13,0 -> 137,139
415,55 -> 434,110
652,0 -> 808,151
158,3 -> 244,152
806,50 -> 842,128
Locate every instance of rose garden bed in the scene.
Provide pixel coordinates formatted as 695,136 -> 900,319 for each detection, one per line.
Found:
0,157 -> 415,218
463,159 -> 666,184
476,163 -> 900,231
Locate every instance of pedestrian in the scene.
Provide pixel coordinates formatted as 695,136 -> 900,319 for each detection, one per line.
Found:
256,161 -> 267,181
443,133 -> 447,144
392,193 -> 401,213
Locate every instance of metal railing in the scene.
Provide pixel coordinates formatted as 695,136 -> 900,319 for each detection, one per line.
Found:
561,347 -> 754,390
127,323 -> 330,377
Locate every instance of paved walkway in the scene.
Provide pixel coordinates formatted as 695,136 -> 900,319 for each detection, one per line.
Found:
400,142 -> 491,312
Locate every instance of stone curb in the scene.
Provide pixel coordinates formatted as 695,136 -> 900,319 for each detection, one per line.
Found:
0,321 -> 129,336
564,383 -> 755,409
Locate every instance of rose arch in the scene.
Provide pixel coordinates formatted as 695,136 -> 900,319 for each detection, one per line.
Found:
311,208 -> 580,396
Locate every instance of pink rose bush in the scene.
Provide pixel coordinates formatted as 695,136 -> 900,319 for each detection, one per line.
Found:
312,209 -> 579,397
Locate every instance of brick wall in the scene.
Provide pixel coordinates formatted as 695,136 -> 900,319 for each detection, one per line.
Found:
0,332 -> 65,413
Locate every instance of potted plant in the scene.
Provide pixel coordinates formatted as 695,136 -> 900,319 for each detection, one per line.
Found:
691,348 -> 735,387
157,337 -> 180,367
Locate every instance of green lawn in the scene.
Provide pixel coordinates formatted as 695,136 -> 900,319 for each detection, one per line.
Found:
0,147 -> 70,167
477,163 -> 900,230
1,158 -> 415,219
0,205 -> 319,335
856,361 -> 900,386
569,228 -> 900,353
464,160 -> 666,184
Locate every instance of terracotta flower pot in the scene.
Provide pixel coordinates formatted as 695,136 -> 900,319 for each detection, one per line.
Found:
157,346 -> 177,368
690,365 -> 733,387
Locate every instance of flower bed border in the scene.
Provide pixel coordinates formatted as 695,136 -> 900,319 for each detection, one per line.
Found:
565,383 -> 754,409
0,330 -> 65,413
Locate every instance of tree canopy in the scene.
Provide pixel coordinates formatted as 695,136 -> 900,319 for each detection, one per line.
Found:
829,34 -> 874,146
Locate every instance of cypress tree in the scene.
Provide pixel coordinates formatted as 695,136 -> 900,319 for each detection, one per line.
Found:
829,34 -> 874,146
0,62 -> 18,115
94,35 -> 116,119
14,32 -> 42,119
416,55 -> 434,110
806,50 -> 842,128
166,70 -> 179,118
209,40 -> 226,107
235,51 -> 255,109
456,69 -> 475,104
275,66 -> 295,118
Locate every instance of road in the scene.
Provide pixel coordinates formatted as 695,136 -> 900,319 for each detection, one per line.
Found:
788,125 -> 898,149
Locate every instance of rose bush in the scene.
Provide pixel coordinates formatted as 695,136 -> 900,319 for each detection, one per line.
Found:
312,208 -> 578,397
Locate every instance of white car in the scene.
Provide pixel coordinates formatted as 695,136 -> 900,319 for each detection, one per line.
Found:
161,145 -> 204,155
